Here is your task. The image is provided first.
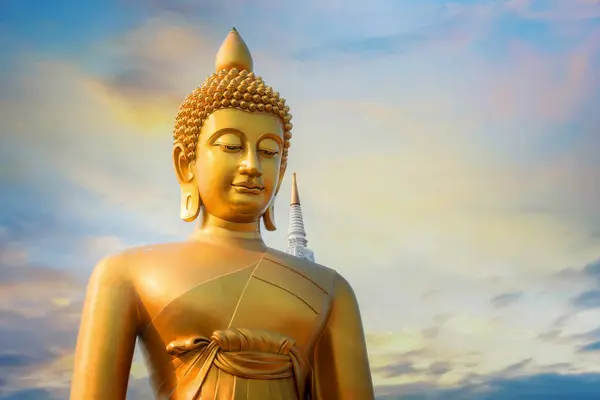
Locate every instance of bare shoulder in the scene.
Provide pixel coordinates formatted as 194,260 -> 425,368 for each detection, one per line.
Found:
102,241 -> 205,276
88,252 -> 130,286
88,242 -> 182,284
118,241 -> 193,261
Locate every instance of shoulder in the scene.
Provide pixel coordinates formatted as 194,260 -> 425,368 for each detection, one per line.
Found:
264,247 -> 339,295
265,250 -> 358,307
90,252 -> 126,279
88,242 -> 185,283
118,241 -> 193,260
95,241 -> 206,276
331,272 -> 359,305
262,249 -> 362,318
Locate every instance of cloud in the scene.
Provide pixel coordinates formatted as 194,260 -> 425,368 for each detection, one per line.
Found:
581,259 -> 600,280
374,361 -> 419,378
573,290 -> 600,309
481,36 -> 600,123
362,255 -> 600,390
564,260 -> 600,327
491,292 -> 523,309
1,3 -> 600,398
378,372 -> 600,399
499,357 -> 533,374
3,3 -> 599,272
0,237 -> 82,395
125,0 -> 480,50
0,228 -> 153,397
286,22 -> 600,281
0,388 -> 60,400
0,240 -> 83,316
0,354 -> 38,368
572,326 -> 600,342
79,236 -> 129,266
481,373 -> 600,399
294,17 -> 477,61
578,341 -> 600,353
0,309 -> 79,394
0,57 -> 185,243
385,360 -> 452,379
538,329 -> 563,341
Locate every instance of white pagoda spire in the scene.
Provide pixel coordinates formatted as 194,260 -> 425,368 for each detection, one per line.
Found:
285,173 -> 315,262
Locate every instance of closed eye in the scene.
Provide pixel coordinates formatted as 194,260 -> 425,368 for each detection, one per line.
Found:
218,144 -> 244,153
258,149 -> 279,158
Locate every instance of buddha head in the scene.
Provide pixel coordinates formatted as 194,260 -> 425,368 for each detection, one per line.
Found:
172,28 -> 292,231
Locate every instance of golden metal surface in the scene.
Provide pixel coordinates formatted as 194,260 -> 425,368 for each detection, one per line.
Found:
291,173 -> 300,206
70,28 -> 375,399
215,27 -> 254,73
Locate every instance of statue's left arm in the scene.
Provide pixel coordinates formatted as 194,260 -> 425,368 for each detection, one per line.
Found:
311,273 -> 375,399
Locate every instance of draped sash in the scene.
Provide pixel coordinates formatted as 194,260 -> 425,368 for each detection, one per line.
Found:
165,328 -> 307,399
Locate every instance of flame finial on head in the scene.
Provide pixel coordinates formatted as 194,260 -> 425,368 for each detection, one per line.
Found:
215,27 -> 254,72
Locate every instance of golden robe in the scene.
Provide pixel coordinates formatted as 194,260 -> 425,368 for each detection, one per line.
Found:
134,244 -> 339,399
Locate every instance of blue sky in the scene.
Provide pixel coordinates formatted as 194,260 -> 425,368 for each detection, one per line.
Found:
1,0 -> 600,399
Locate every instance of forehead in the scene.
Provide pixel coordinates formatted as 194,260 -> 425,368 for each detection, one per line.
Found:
200,108 -> 283,140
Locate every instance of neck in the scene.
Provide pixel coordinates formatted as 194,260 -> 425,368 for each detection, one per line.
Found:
190,209 -> 266,251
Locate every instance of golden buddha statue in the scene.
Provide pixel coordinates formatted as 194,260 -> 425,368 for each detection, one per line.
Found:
70,28 -> 374,400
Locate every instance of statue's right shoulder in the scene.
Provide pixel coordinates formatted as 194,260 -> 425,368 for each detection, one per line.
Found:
84,252 -> 137,304
97,241 -> 266,293
99,240 -> 208,267
88,242 -> 190,284
89,252 -> 129,283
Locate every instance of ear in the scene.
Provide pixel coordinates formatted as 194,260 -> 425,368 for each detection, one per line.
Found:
263,202 -> 277,231
275,163 -> 287,196
263,163 -> 287,232
173,144 -> 201,222
173,143 -> 194,184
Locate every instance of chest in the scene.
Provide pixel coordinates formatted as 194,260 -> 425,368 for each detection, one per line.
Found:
135,256 -> 331,349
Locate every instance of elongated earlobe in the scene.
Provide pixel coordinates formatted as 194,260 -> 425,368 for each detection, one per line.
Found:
264,166 -> 286,231
263,201 -> 276,231
180,184 -> 201,222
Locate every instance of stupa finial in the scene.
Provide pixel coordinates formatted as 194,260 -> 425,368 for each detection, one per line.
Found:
291,173 -> 300,205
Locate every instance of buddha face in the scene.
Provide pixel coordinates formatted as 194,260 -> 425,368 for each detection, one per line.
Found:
190,108 -> 284,223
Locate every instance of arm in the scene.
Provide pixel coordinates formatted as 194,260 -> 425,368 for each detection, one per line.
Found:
70,255 -> 138,399
312,273 -> 375,399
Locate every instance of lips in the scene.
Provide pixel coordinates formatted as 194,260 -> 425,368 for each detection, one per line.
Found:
231,183 -> 264,195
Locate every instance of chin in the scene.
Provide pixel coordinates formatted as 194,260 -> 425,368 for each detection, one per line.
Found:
223,212 -> 262,224
226,201 -> 267,222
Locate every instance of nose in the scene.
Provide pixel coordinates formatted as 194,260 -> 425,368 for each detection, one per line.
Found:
239,149 -> 262,177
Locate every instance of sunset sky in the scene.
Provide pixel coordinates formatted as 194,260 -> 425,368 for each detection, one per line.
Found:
1,0 -> 600,399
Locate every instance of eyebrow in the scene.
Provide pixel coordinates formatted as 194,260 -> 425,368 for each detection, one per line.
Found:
258,133 -> 284,148
207,128 -> 245,143
207,129 -> 284,148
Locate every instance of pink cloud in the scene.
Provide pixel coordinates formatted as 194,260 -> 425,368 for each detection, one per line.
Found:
482,32 -> 599,124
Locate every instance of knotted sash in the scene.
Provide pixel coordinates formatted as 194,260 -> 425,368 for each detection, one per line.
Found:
166,328 -> 306,399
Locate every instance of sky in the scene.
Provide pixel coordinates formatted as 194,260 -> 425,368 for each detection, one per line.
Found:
0,0 -> 600,398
